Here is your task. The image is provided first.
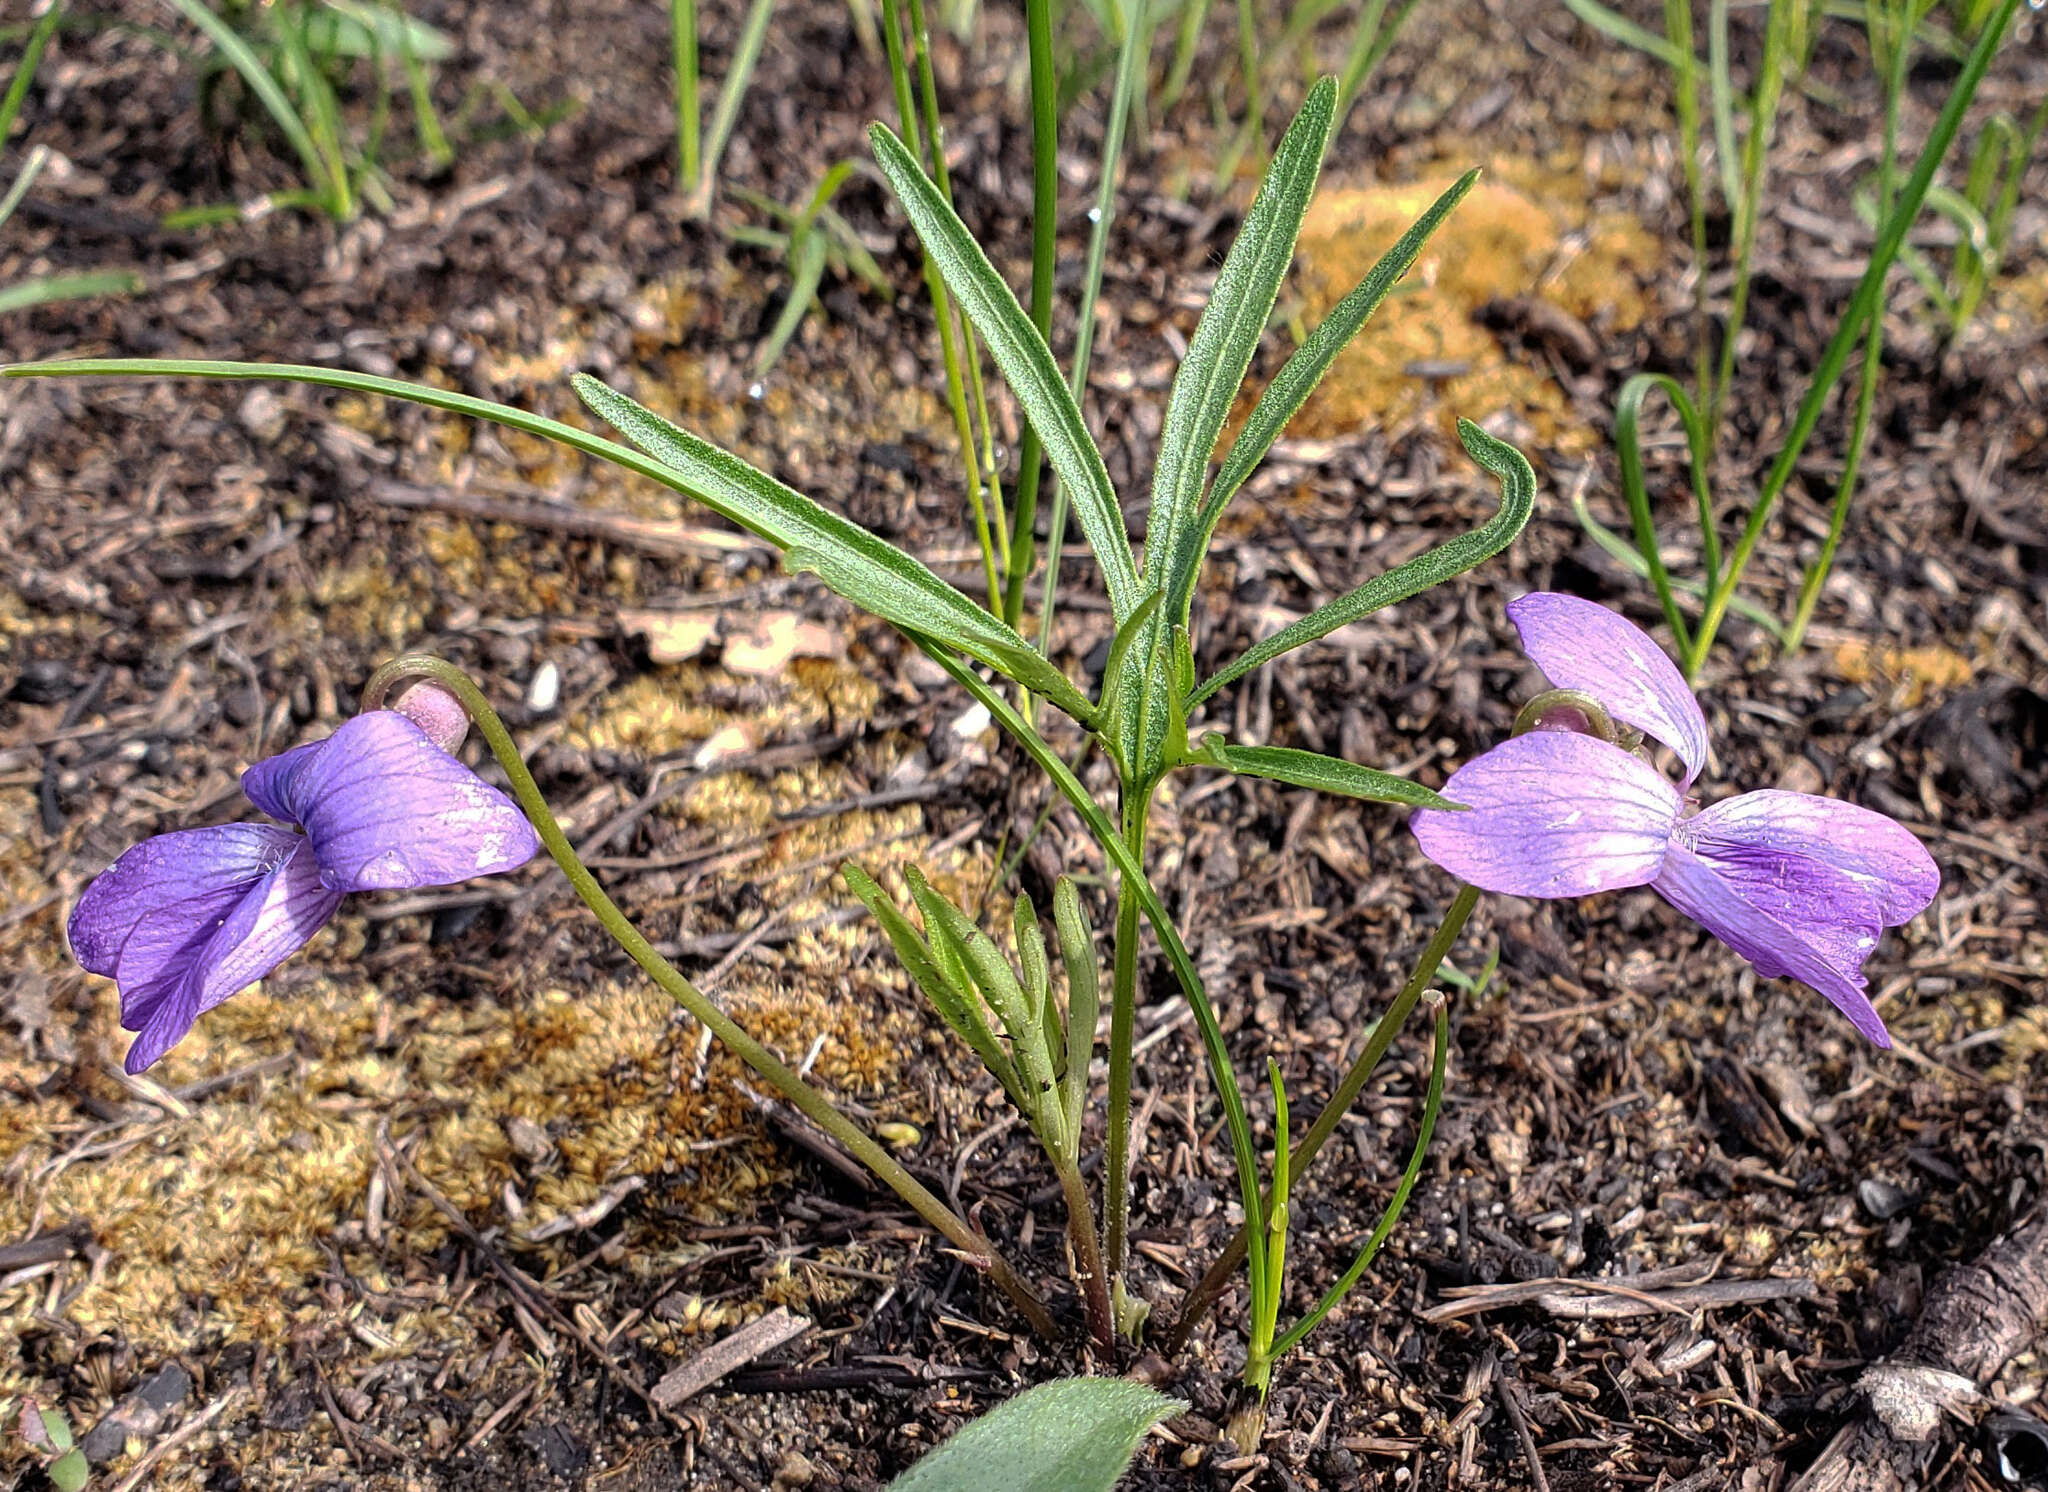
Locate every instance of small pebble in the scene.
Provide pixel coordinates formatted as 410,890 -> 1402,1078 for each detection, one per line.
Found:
526,660 -> 561,714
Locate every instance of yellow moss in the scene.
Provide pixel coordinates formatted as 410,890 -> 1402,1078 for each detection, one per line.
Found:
1830,639 -> 1976,708
1290,168 -> 1661,448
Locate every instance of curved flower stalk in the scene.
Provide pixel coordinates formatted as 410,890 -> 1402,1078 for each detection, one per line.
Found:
1411,593 -> 1939,1047
70,687 -> 539,1073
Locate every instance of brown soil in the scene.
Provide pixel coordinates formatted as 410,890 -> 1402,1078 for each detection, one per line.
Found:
2,0 -> 2045,1487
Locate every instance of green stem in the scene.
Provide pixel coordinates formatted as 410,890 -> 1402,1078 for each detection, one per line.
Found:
1001,0 -> 1060,631
360,656 -> 1058,1342
924,646 -> 1269,1356
1162,882 -> 1479,1354
673,0 -> 699,194
1706,0 -> 1789,446
1058,1160 -> 1116,1348
1684,0 -> 2020,678
1265,989 -> 1448,1360
1102,785 -> 1152,1281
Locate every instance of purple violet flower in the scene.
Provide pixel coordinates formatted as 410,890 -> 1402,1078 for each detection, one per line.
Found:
1411,593 -> 1938,1048
69,706 -> 539,1073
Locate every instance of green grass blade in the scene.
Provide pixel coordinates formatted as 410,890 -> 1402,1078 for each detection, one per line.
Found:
575,376 -> 1096,721
685,0 -> 775,216
0,269 -> 145,313
1562,0 -> 1685,63
1178,168 -> 1478,625
868,120 -> 1141,624
1268,990 -> 1448,1360
0,144 -> 51,232
1193,737 -> 1459,809
1613,370 -> 1714,648
1570,486 -> 1789,642
753,226 -> 827,375
162,0 -> 346,216
1190,420 -> 1535,707
1,1 -> 66,147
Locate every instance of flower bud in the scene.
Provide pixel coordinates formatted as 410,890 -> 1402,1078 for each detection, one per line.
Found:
388,681 -> 470,754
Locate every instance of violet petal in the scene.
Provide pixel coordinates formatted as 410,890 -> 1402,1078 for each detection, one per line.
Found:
69,823 -> 302,978
1652,841 -> 1893,1048
1411,731 -> 1682,897
242,739 -> 326,825
1676,789 -> 1938,928
276,711 -> 539,892
117,839 -> 342,1072
1507,592 -> 1711,785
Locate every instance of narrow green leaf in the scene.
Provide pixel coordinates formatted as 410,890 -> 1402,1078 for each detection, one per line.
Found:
576,375 -> 1095,722
866,121 -> 1142,623
754,226 -> 828,375
1194,736 -> 1460,809
915,873 -> 1056,1093
1094,586 -> 1161,733
844,864 -> 1022,1100
1190,420 -> 1535,707
1013,890 -> 1053,1057
0,270 -> 145,314
1561,0 -> 1686,63
163,0 -> 347,216
1053,878 -> 1098,1159
1149,76 -> 1337,617
885,1377 -> 1185,1492
1174,169 -> 1480,624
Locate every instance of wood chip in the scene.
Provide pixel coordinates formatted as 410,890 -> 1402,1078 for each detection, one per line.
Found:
650,1307 -> 811,1409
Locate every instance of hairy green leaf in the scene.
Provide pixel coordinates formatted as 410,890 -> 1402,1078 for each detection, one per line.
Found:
1053,878 -> 1098,1160
867,122 -> 1141,624
1191,420 -> 1535,706
1173,169 -> 1480,624
885,1378 -> 1184,1492
842,864 -> 1021,1101
1194,737 -> 1460,809
575,376 -> 1094,722
1148,77 -> 1337,609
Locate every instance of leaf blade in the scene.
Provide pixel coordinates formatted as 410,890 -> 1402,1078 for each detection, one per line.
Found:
1190,419 -> 1535,706
885,1378 -> 1185,1492
1195,738 -> 1460,809
867,122 -> 1141,624
1173,169 -> 1480,624
575,375 -> 1096,722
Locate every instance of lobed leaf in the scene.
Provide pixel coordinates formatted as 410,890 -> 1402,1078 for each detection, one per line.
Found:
867,122 -> 1142,624
1190,420 -> 1535,707
1053,878 -> 1098,1160
1146,76 -> 1337,615
884,1377 -> 1185,1492
1172,170 -> 1480,625
1194,737 -> 1460,809
842,864 -> 1021,1101
575,376 -> 1095,723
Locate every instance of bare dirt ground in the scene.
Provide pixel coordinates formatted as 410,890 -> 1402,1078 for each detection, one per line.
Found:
2,0 -> 2045,1487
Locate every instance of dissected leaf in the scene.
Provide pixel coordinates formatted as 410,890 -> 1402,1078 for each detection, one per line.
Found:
1147,77 -> 1337,616
1177,169 -> 1481,624
885,1378 -> 1184,1492
842,864 -> 1022,1102
1194,737 -> 1459,809
575,376 -> 1094,722
1191,420 -> 1536,705
867,122 -> 1142,625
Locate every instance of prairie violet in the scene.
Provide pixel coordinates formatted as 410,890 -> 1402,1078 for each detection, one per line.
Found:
1411,593 -> 1938,1047
69,691 -> 538,1073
